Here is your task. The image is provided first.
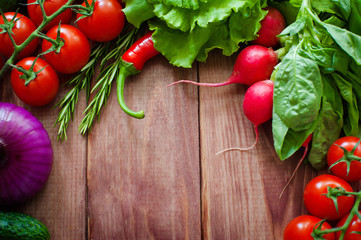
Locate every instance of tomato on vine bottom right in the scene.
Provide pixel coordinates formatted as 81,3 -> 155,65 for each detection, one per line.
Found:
284,136 -> 361,240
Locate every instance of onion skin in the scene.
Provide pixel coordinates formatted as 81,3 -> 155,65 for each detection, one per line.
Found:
0,102 -> 53,205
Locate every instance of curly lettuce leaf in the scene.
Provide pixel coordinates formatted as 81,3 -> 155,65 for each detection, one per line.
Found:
149,3 -> 267,68
150,0 -> 265,32
147,0 -> 206,10
122,0 -> 155,28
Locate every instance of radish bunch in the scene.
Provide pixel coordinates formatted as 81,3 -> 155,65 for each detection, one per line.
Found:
170,6 -> 286,151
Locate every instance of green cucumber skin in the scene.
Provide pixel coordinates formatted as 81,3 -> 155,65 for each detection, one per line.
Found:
0,212 -> 50,240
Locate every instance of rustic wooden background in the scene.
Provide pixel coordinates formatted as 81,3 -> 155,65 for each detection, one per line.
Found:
1,49 -> 355,240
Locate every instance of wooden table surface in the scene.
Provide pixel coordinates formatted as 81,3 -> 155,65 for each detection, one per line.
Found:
1,49 -> 356,240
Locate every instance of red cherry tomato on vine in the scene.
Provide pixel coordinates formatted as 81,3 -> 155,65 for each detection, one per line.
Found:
0,56 -> 3,71
42,24 -> 91,74
76,0 -> 125,42
0,12 -> 39,59
304,174 -> 355,221
27,0 -> 73,31
336,211 -> 361,240
327,136 -> 361,182
11,57 -> 59,106
284,215 -> 335,240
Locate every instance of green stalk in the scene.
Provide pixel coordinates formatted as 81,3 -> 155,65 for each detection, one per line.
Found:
0,0 -> 76,78
312,189 -> 361,239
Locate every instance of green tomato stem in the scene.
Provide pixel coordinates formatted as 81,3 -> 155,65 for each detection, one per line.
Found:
0,0 -> 76,79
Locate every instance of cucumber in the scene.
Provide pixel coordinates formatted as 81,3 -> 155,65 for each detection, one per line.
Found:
0,212 -> 50,240
0,0 -> 27,12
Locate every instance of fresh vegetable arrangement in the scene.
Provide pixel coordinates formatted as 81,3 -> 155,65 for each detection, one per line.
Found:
0,0 -> 361,238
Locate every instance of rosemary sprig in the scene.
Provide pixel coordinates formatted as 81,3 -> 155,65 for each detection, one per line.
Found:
54,25 -> 139,140
79,26 -> 138,135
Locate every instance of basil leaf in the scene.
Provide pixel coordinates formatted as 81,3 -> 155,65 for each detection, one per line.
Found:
273,44 -> 322,131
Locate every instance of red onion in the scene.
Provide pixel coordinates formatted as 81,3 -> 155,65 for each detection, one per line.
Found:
0,102 -> 53,205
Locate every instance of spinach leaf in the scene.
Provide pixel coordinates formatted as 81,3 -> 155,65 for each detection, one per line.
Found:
308,76 -> 343,169
273,43 -> 322,131
348,0 -> 361,35
321,22 -> 361,65
312,0 -> 351,20
333,73 -> 360,136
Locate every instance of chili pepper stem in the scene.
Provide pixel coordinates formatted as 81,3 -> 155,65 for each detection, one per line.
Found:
116,67 -> 144,119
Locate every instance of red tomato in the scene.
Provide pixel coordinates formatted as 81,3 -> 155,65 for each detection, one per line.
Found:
327,136 -> 361,182
304,174 -> 355,221
27,0 -> 73,31
0,56 -> 3,71
11,57 -> 59,106
336,211 -> 361,240
284,215 -> 335,240
76,0 -> 125,42
0,12 -> 39,59
42,24 -> 91,74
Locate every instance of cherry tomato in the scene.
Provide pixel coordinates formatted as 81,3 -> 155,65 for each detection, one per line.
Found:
27,0 -> 73,31
0,12 -> 39,59
11,57 -> 59,106
0,56 -> 3,71
284,215 -> 335,240
304,174 -> 355,221
42,24 -> 91,74
336,211 -> 361,240
76,0 -> 125,42
327,136 -> 361,182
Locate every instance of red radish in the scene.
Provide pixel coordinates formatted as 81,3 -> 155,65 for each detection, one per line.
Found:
168,45 -> 278,87
217,80 -> 274,154
279,134 -> 313,198
252,6 -> 286,48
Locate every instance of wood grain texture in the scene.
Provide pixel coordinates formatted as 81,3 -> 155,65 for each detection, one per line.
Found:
86,55 -> 201,239
2,48 -> 360,240
0,73 -> 87,240
198,50 -> 319,240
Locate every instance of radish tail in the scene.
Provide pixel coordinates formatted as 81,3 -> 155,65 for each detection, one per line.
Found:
167,73 -> 239,88
279,146 -> 308,198
216,125 -> 259,155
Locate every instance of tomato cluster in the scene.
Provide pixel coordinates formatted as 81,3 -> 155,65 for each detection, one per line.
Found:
284,136 -> 361,240
0,0 -> 125,106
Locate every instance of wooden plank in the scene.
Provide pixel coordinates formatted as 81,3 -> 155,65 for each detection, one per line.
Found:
198,50 -> 318,239
86,55 -> 201,239
0,73 -> 87,239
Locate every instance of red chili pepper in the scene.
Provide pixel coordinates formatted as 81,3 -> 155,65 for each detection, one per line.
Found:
122,31 -> 159,71
117,31 -> 159,119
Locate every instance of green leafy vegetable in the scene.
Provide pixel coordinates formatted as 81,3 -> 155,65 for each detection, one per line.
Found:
272,0 -> 361,169
123,0 -> 267,68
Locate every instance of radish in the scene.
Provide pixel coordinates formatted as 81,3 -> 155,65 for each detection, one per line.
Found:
251,6 -> 286,48
168,45 -> 278,87
279,134 -> 313,198
217,80 -> 274,154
